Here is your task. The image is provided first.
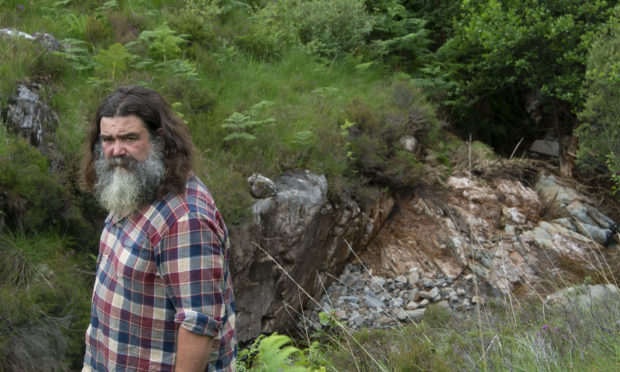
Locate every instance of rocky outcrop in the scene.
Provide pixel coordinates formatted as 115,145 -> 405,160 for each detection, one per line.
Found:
1,82 -> 62,168
359,171 -> 618,297
230,170 -> 394,342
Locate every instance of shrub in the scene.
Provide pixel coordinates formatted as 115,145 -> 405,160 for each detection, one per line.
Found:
0,135 -> 97,245
423,0 -> 616,154
342,79 -> 441,189
0,232 -> 93,371
363,0 -> 433,70
576,6 -> 620,194
240,0 -> 373,59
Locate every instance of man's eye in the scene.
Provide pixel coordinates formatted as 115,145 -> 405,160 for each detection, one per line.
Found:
101,138 -> 113,143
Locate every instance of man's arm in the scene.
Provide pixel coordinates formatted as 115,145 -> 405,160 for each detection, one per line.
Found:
175,326 -> 214,372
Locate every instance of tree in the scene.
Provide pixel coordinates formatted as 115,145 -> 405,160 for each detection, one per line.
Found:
576,5 -> 620,193
425,0 -> 616,171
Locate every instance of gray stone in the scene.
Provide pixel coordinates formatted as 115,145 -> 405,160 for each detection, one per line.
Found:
389,297 -> 404,308
407,270 -> 420,288
396,309 -> 408,321
364,294 -> 384,309
4,82 -> 59,157
405,308 -> 426,319
247,173 -> 277,199
405,301 -> 419,310
400,136 -> 419,153
545,284 -> 620,308
472,296 -> 485,306
529,139 -> 559,157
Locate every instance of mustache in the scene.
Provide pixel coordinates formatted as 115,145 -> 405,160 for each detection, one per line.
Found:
105,155 -> 139,170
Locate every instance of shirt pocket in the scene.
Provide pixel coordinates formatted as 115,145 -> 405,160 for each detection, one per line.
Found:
112,233 -> 159,283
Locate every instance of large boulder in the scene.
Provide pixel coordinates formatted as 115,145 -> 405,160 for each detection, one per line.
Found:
1,82 -> 62,168
229,169 -> 393,342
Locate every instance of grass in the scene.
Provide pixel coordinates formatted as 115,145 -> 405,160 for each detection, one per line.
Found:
0,231 -> 93,372
238,238 -> 620,371
2,1 -> 618,371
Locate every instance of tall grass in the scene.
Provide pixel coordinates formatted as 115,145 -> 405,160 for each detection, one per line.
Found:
0,231 -> 93,371
237,235 -> 620,371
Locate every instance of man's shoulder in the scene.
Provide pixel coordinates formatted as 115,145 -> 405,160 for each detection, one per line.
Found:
156,176 -> 219,221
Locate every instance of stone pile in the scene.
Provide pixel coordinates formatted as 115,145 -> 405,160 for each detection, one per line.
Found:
299,263 -> 485,332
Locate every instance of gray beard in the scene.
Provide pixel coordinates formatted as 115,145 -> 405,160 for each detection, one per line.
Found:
93,140 -> 165,217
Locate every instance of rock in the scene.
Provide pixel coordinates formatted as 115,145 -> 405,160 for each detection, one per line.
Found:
529,139 -> 559,157
364,293 -> 384,309
396,309 -> 408,321
231,169 -> 393,342
400,136 -> 419,153
472,296 -> 485,306
405,308 -> 426,319
0,28 -> 35,40
406,269 -> 420,288
436,300 -> 450,309
545,284 -> 620,308
33,32 -> 63,51
0,28 -> 64,51
3,82 -> 60,160
395,275 -> 408,286
247,173 -> 277,199
405,301 -> 419,310
389,297 -> 404,308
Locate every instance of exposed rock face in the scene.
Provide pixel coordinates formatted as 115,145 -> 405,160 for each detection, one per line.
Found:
2,82 -> 61,167
360,171 -> 618,297
230,169 -> 393,342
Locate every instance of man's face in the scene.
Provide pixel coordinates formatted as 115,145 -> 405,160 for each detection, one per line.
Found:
94,115 -> 165,216
100,115 -> 152,162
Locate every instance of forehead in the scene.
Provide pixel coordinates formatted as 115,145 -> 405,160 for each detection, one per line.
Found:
100,115 -> 148,134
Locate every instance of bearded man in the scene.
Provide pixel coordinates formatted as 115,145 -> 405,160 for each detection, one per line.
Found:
82,86 -> 236,371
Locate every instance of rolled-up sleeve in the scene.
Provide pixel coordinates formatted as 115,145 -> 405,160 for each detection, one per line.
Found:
156,212 -> 227,337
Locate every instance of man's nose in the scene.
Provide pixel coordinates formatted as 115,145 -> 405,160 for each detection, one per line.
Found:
111,141 -> 126,157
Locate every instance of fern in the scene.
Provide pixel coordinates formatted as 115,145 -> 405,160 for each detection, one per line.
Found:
93,42 -> 134,81
221,101 -> 276,142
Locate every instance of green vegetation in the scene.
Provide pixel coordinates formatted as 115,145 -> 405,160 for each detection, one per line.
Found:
577,5 -> 620,193
311,292 -> 620,371
421,0 -> 616,153
1,0 -> 620,370
234,285 -> 620,371
0,231 -> 92,372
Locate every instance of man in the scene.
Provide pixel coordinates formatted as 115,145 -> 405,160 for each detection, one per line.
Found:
82,86 -> 236,371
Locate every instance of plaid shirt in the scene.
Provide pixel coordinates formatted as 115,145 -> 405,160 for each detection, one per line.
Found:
84,176 -> 236,371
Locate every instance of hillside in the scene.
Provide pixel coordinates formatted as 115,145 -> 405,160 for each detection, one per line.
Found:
1,1 -> 620,371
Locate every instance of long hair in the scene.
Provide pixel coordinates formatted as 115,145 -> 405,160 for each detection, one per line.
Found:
84,86 -> 195,198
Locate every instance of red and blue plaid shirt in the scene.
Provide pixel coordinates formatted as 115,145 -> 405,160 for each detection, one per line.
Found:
84,176 -> 236,371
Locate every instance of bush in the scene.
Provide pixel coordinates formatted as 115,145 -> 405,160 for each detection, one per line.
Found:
576,6 -> 620,193
240,0 -> 373,59
424,0 -> 616,154
342,79 -> 442,189
0,135 -> 98,245
0,232 -> 93,371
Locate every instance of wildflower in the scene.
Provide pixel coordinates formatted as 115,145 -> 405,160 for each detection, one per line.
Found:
17,5 -> 24,11
542,325 -> 549,330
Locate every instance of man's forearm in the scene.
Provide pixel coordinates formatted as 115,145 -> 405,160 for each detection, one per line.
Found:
175,326 -> 214,372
